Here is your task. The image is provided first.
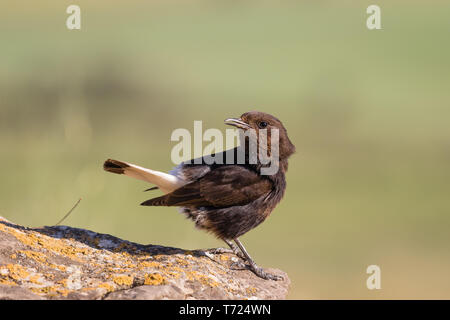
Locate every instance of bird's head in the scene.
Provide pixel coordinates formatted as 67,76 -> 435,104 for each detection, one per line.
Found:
225,111 -> 296,161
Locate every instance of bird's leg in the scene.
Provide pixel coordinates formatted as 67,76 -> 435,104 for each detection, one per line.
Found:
233,238 -> 283,281
205,239 -> 245,260
224,239 -> 246,260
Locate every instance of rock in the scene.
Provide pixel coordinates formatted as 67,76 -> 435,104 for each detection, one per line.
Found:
0,216 -> 289,300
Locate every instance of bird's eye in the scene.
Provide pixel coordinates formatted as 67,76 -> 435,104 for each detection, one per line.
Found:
258,121 -> 268,129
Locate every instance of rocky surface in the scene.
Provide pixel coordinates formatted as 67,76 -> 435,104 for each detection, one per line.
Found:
0,216 -> 289,300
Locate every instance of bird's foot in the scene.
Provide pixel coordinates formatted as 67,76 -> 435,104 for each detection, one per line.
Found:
248,264 -> 284,281
206,247 -> 234,255
230,258 -> 247,270
206,247 -> 245,260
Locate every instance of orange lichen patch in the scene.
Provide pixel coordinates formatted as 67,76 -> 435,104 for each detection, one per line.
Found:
0,278 -> 17,286
163,270 -> 182,279
120,253 -> 131,259
8,229 -> 39,248
1,264 -> 46,286
48,264 -> 67,272
30,287 -> 52,294
137,255 -> 153,260
112,275 -> 134,286
144,273 -> 165,286
112,268 -> 132,274
30,286 -> 71,297
44,273 -> 55,280
5,264 -> 30,281
45,241 -> 91,262
10,254 -> 17,260
149,262 -> 185,280
5,225 -> 93,263
98,282 -> 115,293
175,258 -> 190,266
166,265 -> 184,274
246,287 -> 257,295
19,250 -> 48,264
58,279 -> 68,287
186,270 -> 220,288
28,274 -> 42,285
138,261 -> 160,269
219,255 -> 230,261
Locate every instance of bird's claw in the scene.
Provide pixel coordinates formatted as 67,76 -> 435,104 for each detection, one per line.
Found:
206,247 -> 246,260
230,261 -> 283,281
230,259 -> 247,270
206,247 -> 234,255
250,266 -> 284,281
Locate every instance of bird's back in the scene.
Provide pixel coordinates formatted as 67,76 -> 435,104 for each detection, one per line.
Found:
141,147 -> 288,239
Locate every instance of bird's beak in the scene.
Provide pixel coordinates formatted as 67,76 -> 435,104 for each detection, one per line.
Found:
224,118 -> 251,130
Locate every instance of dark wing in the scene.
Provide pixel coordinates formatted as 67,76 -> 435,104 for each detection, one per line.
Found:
141,166 -> 272,208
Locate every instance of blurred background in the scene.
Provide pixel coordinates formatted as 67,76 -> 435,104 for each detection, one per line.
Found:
1,0 -> 449,299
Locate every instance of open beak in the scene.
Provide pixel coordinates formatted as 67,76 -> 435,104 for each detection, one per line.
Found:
224,118 -> 251,130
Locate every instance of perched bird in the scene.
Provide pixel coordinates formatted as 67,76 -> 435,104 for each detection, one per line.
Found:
103,111 -> 295,280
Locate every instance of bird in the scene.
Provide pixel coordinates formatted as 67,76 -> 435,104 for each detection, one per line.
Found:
103,111 -> 295,280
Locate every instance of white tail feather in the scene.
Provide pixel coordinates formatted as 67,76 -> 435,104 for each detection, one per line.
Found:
105,159 -> 186,194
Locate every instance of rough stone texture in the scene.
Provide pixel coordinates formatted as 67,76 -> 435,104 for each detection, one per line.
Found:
0,216 -> 289,300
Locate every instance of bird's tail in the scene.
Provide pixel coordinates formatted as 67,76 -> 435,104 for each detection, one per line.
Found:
103,159 -> 185,194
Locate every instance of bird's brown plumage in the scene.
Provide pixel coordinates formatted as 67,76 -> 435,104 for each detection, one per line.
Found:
103,111 -> 295,280
139,111 -> 295,240
141,165 -> 273,207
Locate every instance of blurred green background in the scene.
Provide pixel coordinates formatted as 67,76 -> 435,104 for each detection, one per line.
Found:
1,1 -> 450,299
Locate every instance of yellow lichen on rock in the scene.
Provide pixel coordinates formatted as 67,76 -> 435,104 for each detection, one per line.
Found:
28,274 -> 42,285
0,217 -> 290,300
175,258 -> 190,266
4,224 -> 90,264
58,279 -> 68,288
6,264 -> 30,281
246,287 -> 257,295
0,278 -> 17,286
49,264 -> 66,272
8,228 -> 40,248
19,250 -> 48,264
30,285 -> 70,297
112,275 -> 134,286
144,273 -> 165,286
138,260 -> 161,269
98,282 -> 115,293
186,270 -> 220,288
